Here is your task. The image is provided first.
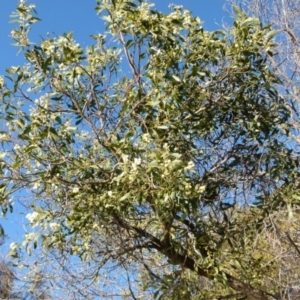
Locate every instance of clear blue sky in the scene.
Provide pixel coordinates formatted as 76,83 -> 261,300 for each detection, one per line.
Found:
0,1 -> 229,72
0,0 -> 229,252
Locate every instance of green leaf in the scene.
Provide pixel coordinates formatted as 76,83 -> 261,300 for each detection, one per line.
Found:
172,75 -> 181,82
1,2 -> 295,298
265,30 -> 277,44
125,39 -> 134,49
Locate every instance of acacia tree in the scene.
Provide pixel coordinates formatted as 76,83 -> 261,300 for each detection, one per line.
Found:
0,0 -> 299,299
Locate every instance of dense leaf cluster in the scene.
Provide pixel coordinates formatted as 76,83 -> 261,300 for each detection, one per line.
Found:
0,1 -> 299,299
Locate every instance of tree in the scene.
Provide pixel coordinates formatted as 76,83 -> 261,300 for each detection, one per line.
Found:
0,231 -> 49,300
0,226 -> 16,299
0,0 -> 298,299
252,207 -> 300,299
225,0 -> 300,298
227,0 -> 300,144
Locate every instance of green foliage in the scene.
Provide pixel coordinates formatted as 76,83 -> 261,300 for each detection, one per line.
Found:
0,0 -> 298,299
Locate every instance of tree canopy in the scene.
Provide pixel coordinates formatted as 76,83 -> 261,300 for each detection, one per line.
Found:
0,1 -> 299,299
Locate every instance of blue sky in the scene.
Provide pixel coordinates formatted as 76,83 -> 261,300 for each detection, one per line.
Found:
0,1 -> 229,72
0,0 -> 229,252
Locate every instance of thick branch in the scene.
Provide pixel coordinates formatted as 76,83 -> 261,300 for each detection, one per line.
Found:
113,214 -> 275,300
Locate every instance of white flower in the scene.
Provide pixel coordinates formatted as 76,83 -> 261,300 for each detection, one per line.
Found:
0,133 -> 9,142
141,133 -> 150,143
195,184 -> 206,194
26,211 -> 39,223
92,223 -> 99,229
25,233 -> 36,240
10,242 -> 18,250
84,242 -> 91,250
65,125 -> 77,132
32,182 -> 40,191
122,154 -> 129,163
13,144 -> 21,151
58,63 -> 66,70
184,161 -> 195,171
0,76 -> 4,87
134,157 -> 141,166
49,223 -> 60,231
72,187 -> 79,193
